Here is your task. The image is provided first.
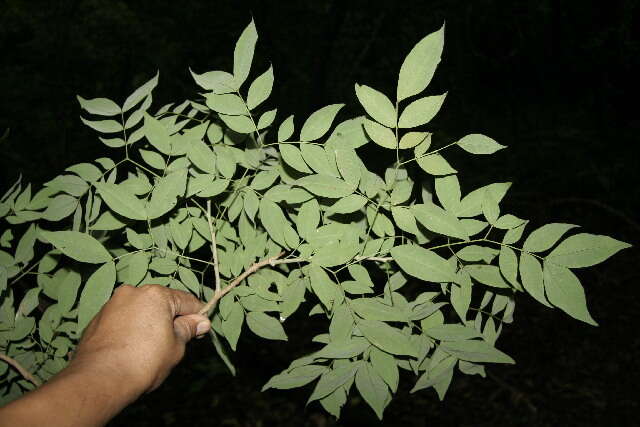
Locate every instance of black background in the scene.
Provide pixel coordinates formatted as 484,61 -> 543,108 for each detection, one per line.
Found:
1,1 -> 638,425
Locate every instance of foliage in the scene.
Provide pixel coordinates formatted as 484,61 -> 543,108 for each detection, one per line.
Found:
0,20 -> 630,419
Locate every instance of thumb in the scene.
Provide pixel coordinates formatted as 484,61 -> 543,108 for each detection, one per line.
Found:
173,314 -> 211,343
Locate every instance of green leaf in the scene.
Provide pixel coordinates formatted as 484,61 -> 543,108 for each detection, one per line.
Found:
280,145 -> 312,173
391,244 -> 455,283
186,140 -> 217,174
411,355 -> 456,395
397,23 -> 445,101
416,153 -> 456,175
370,347 -> 399,392
351,298 -> 407,322
363,119 -> 396,149
143,113 -> 172,154
358,319 -> 418,357
457,134 -> 506,155
243,190 -> 259,222
257,108 -> 277,130
206,93 -> 248,115
315,337 -> 370,359
327,194 -> 367,214
451,281 -> 472,322
520,253 -> 551,306
218,113 -> 256,134
334,149 -> 363,186
42,194 -> 78,221
356,362 -> 390,420
523,223 -> 578,253
76,96 -> 121,116
127,252 -> 149,286
41,231 -> 112,264
308,265 -> 337,310
300,145 -> 339,176
300,104 -> 344,141
326,117 -> 369,149
214,146 -> 238,179
399,131 -> 430,149
9,316 -> 35,341
494,214 -> 526,230
456,245 -> 497,263
233,19 -> 258,87
308,363 -> 358,403
457,182 -> 512,218
425,324 -> 481,341
66,163 -> 102,183
329,304 -> 354,342
190,69 -> 236,93
296,199 -> 320,240
348,265 -> 374,287
94,182 -> 147,220
77,262 -> 116,334
210,328 -> 236,376
466,265 -> 510,289
277,115 -> 295,142
391,207 -> 420,235
146,169 -> 187,219
263,365 -> 328,391
80,117 -> 122,134
411,203 -> 469,240
434,174 -> 461,214
482,189 -> 500,224
543,262 -> 597,325
247,65 -> 274,110
390,180 -> 413,205
188,176 -> 229,198
398,94 -> 446,128
246,312 -> 287,341
498,247 -> 519,287
294,175 -> 355,198
259,199 -> 287,247
222,303 -> 245,350
545,233 -> 630,268
354,84 -> 397,128
441,339 -> 514,363
123,72 -> 159,112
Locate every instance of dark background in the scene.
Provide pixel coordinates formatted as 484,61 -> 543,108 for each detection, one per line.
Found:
1,0 -> 639,425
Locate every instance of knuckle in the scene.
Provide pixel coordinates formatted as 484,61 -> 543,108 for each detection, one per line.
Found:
114,284 -> 134,294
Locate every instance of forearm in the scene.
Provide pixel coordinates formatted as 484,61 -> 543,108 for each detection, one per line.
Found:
0,358 -> 143,427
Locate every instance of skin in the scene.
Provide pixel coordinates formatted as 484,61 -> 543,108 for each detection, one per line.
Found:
0,284 -> 211,427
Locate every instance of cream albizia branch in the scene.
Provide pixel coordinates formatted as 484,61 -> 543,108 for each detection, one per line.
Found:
0,352 -> 41,387
197,252 -> 393,316
205,200 -> 221,294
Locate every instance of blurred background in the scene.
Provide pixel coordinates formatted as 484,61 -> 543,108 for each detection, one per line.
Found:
1,0 -> 638,425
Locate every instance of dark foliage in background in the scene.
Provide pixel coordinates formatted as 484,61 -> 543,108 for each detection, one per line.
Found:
1,0 -> 638,425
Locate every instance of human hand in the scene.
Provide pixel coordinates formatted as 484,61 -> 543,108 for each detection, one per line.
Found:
70,284 -> 211,395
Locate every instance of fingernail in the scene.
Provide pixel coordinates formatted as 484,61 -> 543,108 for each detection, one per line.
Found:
196,321 -> 210,336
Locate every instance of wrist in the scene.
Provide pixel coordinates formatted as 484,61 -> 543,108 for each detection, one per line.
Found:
67,351 -> 147,401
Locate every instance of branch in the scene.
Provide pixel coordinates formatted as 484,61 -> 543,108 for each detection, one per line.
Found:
0,352 -> 41,387
206,200 -> 221,294
199,252 -> 285,316
197,253 -> 394,316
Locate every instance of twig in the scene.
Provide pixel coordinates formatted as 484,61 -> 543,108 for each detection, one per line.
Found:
199,252 -> 285,316
0,352 -> 41,387
206,200 -> 221,294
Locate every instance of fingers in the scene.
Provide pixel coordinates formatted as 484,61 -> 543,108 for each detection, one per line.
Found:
168,288 -> 206,316
139,284 -> 204,317
173,314 -> 211,343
